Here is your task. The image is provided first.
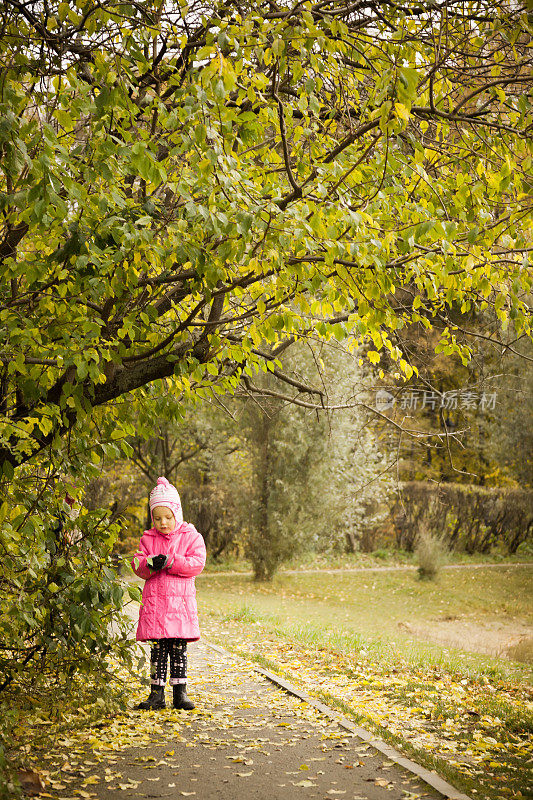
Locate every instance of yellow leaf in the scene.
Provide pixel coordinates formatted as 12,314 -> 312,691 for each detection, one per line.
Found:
395,103 -> 410,121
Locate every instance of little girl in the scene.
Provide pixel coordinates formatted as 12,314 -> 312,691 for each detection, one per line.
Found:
132,476 -> 206,710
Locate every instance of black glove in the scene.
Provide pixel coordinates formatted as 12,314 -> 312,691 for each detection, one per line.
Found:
148,554 -> 169,571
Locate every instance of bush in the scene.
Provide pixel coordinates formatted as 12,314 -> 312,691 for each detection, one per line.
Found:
415,527 -> 447,580
0,465 -> 137,791
393,482 -> 533,555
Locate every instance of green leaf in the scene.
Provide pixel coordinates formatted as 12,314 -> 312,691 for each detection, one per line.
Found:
128,585 -> 142,603
2,461 -> 14,480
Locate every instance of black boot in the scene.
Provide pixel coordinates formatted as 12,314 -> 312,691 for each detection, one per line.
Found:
134,685 -> 166,710
173,683 -> 195,710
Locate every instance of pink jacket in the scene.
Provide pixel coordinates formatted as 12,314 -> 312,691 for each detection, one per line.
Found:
131,522 -> 206,642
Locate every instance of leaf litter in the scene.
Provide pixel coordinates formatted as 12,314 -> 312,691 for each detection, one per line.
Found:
18,635 -> 444,800
202,614 -> 533,800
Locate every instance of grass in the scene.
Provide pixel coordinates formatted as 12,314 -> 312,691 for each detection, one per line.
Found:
198,564 -> 533,670
198,564 -> 533,800
204,547 -> 533,574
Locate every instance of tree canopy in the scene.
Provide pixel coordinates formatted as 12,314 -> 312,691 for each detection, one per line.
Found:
1,0 -> 532,473
1,6 -> 532,779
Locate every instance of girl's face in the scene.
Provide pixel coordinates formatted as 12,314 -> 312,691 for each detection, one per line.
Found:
152,506 -> 176,534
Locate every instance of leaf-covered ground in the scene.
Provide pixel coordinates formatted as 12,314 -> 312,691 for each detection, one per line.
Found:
201,615 -> 532,800
12,564 -> 531,799
16,641 -> 443,800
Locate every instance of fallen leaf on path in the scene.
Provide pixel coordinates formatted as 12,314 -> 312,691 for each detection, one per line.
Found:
82,775 -> 100,785
16,770 -> 46,796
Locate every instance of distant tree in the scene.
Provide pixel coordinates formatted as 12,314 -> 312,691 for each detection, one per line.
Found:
327,411 -> 395,554
239,344 -> 394,578
484,341 -> 533,487
129,403 -> 246,554
240,385 -> 325,580
371,307 -> 533,486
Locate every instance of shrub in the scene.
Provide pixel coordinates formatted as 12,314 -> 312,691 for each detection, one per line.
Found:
415,527 -> 447,580
392,482 -> 533,554
0,465 -> 137,793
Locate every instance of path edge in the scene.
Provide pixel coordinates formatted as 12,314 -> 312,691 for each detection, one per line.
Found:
205,640 -> 472,800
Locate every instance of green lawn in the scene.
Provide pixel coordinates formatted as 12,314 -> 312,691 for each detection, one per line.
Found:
197,564 -> 533,800
197,565 -> 532,671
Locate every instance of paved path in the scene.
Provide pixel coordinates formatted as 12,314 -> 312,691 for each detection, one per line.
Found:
44,641 -> 463,800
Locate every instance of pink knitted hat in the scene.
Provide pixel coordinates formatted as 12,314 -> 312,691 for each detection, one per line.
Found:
149,477 -> 183,525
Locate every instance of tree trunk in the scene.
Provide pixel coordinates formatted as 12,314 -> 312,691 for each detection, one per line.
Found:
345,530 -> 358,553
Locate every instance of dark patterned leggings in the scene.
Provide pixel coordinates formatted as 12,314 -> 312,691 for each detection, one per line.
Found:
150,638 -> 188,686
